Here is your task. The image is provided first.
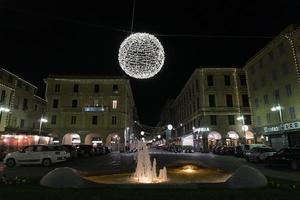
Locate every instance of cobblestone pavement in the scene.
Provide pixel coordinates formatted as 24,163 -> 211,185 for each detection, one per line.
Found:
1,149 -> 300,181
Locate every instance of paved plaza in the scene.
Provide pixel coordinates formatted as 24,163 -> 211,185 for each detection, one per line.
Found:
1,149 -> 300,182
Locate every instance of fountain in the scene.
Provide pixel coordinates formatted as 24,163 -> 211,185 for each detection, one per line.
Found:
132,141 -> 167,183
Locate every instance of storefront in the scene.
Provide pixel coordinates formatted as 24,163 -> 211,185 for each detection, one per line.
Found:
262,121 -> 300,150
181,133 -> 193,146
226,131 -> 239,146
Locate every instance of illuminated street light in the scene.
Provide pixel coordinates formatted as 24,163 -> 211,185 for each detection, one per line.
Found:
157,135 -> 161,139
39,117 -> 48,135
0,107 -> 10,113
141,131 -> 145,136
167,124 -> 173,130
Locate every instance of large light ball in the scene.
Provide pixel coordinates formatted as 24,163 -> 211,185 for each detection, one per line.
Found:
167,124 -> 173,130
118,33 -> 165,79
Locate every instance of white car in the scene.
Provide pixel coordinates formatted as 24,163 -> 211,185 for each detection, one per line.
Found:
246,147 -> 277,162
4,145 -> 70,167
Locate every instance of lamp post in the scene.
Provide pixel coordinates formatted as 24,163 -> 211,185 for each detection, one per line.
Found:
271,104 -> 285,146
38,117 -> 48,135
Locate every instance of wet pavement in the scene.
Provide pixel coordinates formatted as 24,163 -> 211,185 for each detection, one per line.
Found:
1,149 -> 300,181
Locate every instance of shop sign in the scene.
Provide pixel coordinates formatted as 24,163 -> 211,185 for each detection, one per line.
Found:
264,121 -> 300,133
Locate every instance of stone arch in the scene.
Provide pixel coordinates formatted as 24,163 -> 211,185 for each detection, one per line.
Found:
245,131 -> 255,144
85,133 -> 102,145
106,133 -> 121,152
62,133 -> 81,145
207,131 -> 222,149
226,131 -> 239,146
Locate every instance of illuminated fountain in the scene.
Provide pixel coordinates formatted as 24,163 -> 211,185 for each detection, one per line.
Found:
132,141 -> 167,183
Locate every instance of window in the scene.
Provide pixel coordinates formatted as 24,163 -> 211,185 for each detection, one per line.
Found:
289,107 -> 296,120
72,99 -> 78,108
242,94 -> 249,107
196,97 -> 200,110
272,70 -> 277,80
195,79 -> 199,91
51,115 -> 57,125
226,94 -> 233,107
94,99 -> 99,107
55,84 -> 60,93
92,116 -> 98,125
73,84 -> 79,93
244,115 -> 251,125
112,100 -> 118,109
239,75 -> 247,86
210,115 -> 217,125
71,116 -> 76,125
112,116 -> 117,125
53,99 -> 58,108
113,84 -> 118,93
0,90 -> 5,103
8,75 -> 13,83
208,95 -> 216,107
94,84 -> 99,93
20,119 -> 25,128
17,80 -> 22,88
228,115 -> 235,125
281,62 -> 289,75
22,98 -> 28,111
207,75 -> 214,86
268,51 -> 274,62
266,113 -> 271,124
263,94 -> 269,105
25,84 -> 29,91
278,43 -> 286,55
286,84 -> 292,96
256,116 -> 261,126
224,75 -> 231,86
254,98 -> 259,108
192,84 -> 195,96
261,75 -> 266,87
193,101 -> 196,112
274,89 -> 280,101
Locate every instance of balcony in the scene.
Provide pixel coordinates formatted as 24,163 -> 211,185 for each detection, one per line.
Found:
83,106 -> 105,112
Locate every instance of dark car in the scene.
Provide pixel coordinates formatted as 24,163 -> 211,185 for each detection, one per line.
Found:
62,145 -> 78,159
76,145 -> 95,157
266,148 -> 300,169
220,146 -> 235,155
213,146 -> 223,154
234,146 -> 244,157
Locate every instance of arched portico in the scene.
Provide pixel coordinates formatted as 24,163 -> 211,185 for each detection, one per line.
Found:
106,133 -> 121,152
62,133 -> 81,145
226,131 -> 239,146
207,131 -> 222,149
85,133 -> 102,146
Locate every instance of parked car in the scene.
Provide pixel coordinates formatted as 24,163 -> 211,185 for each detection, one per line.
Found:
243,144 -> 269,157
62,145 -> 78,159
182,146 -> 194,153
213,146 -> 223,154
234,146 -> 244,157
3,145 -> 70,168
266,148 -> 300,169
245,147 -> 277,162
76,145 -> 95,157
220,146 -> 235,155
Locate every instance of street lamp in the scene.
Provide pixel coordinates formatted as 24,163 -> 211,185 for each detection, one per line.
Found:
271,104 -> 283,123
157,135 -> 161,139
237,115 -> 246,144
140,131 -> 145,136
167,124 -> 173,130
39,117 -> 48,135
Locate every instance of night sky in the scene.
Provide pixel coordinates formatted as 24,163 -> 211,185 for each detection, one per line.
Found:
0,0 -> 299,125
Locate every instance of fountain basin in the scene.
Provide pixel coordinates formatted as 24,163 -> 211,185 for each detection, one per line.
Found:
84,164 -> 231,184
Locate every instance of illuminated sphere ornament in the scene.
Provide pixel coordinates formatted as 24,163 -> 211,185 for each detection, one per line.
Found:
118,33 -> 165,79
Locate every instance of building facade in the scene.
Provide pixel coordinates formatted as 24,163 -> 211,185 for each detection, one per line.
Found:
44,75 -> 137,150
0,68 -> 46,133
244,25 -> 300,150
171,68 -> 252,152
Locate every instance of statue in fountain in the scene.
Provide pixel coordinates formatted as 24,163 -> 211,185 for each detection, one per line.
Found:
132,141 -> 167,183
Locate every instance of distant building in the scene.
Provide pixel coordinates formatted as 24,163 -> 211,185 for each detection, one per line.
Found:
244,25 -> 300,150
0,68 -> 46,133
44,75 -> 137,150
170,68 -> 252,152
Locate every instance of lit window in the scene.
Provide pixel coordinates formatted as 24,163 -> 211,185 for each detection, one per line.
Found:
112,100 -> 118,109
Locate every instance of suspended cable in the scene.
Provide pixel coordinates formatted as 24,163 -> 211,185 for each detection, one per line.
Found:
130,0 -> 136,33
